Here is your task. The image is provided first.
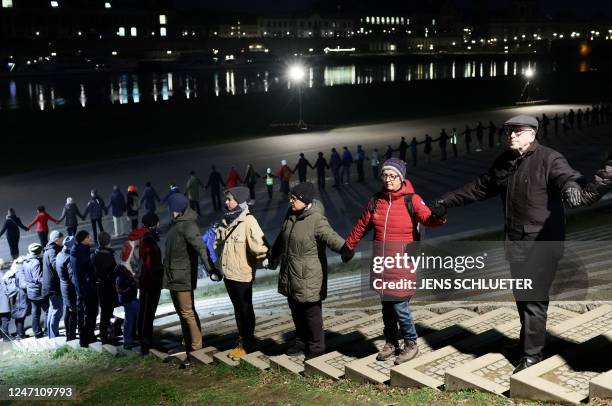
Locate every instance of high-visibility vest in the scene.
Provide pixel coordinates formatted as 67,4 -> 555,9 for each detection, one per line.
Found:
266,175 -> 274,186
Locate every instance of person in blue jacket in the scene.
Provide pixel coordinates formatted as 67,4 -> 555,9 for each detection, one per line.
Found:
70,230 -> 97,347
56,236 -> 79,341
140,181 -> 161,214
108,185 -> 127,237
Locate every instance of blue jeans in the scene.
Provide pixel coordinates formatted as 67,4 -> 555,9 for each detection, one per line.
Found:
46,294 -> 64,338
123,299 -> 140,346
382,299 -> 418,343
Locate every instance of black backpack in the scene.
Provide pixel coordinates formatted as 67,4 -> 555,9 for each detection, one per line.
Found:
367,193 -> 421,241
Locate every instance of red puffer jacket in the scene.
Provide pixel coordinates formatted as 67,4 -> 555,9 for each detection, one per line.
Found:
345,180 -> 445,299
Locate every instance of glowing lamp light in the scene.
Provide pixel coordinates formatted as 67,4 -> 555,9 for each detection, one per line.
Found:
524,68 -> 534,78
288,65 -> 305,82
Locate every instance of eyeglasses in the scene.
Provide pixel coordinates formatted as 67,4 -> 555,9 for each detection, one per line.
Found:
381,174 -> 400,181
504,127 -> 533,136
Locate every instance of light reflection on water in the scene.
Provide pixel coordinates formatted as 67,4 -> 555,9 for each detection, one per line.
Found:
0,59 -> 549,111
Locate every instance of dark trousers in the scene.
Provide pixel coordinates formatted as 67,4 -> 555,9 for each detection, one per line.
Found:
64,305 -> 79,341
247,183 -> 257,199
287,298 -> 324,355
316,171 -> 325,190
411,152 -> 417,167
224,279 -> 255,348
67,226 -> 77,237
137,288 -> 161,352
372,166 -> 379,179
30,298 -> 49,337
131,218 -> 138,230
211,190 -> 222,211
440,147 -> 447,161
8,237 -> 19,259
331,168 -> 340,186
78,295 -> 99,347
0,313 -> 10,340
98,286 -> 115,343
516,301 -> 549,360
266,185 -> 273,199
37,231 -> 49,246
14,318 -> 25,337
298,172 -> 307,183
357,161 -> 365,182
189,200 -> 201,216
510,258 -> 557,360
91,219 -> 104,243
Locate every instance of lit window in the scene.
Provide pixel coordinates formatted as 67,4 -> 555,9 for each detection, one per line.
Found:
50,1 -> 59,7
366,16 -> 370,24
117,27 -> 125,37
130,27 -> 137,37
166,50 -> 172,54
2,0 -> 13,8
112,51 -> 117,55
104,2 -> 111,8
160,27 -> 167,36
159,14 -> 167,25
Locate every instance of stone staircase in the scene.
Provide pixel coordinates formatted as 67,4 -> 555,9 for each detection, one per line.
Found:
6,303 -> 611,402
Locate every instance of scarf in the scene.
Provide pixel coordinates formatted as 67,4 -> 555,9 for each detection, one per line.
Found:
223,202 -> 248,225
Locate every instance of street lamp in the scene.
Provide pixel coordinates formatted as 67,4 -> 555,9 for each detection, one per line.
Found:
288,64 -> 307,130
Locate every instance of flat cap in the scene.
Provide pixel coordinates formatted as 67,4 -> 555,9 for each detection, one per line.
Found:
504,115 -> 539,131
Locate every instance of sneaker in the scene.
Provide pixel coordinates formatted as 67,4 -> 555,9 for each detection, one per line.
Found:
376,342 -> 399,361
228,345 -> 247,361
394,340 -> 418,365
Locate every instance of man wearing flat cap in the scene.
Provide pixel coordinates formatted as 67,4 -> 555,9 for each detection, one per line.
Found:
434,114 -> 583,373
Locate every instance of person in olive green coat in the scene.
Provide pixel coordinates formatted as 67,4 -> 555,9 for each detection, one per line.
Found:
269,182 -> 344,359
185,170 -> 205,216
163,193 -> 216,361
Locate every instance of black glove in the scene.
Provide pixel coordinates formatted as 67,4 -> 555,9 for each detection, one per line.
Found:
340,244 -> 354,263
563,186 -> 582,208
209,267 -> 223,282
430,204 -> 447,221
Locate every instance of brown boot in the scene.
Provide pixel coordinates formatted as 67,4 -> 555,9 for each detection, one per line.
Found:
394,340 -> 418,365
376,342 -> 399,361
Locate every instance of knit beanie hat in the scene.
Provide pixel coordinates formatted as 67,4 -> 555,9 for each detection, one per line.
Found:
142,212 -> 160,228
98,231 -> 111,248
225,186 -> 250,205
380,158 -> 406,183
49,230 -> 64,243
28,243 -> 43,255
167,193 -> 189,213
290,182 -> 316,205
75,230 -> 90,244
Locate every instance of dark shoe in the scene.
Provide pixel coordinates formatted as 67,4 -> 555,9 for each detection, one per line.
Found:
304,352 -> 324,361
286,344 -> 304,356
513,356 -> 539,374
179,360 -> 192,369
394,340 -> 419,365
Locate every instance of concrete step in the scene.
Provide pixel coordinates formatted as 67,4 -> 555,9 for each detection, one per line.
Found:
510,330 -> 612,403
241,351 -> 273,370
188,348 -> 215,365
443,306 -> 581,396
548,304 -> 612,344
590,370 -> 612,400
303,309 -> 440,380
346,308 -> 514,385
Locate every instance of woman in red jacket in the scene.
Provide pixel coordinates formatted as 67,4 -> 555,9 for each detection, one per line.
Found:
341,158 -> 447,365
225,167 -> 243,189
28,206 -> 59,246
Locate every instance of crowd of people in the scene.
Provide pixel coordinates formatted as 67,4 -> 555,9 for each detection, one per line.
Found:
0,108 -> 611,370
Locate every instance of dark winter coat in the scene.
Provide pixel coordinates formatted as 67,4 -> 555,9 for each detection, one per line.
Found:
138,230 -> 163,291
206,171 -> 225,192
56,248 -> 77,309
42,241 -> 62,297
329,152 -> 341,171
109,189 -> 127,217
0,215 -> 29,242
163,207 -> 212,291
84,196 -> 107,220
70,243 -> 96,301
272,200 -> 345,303
141,186 -> 160,213
58,203 -> 83,228
441,141 -> 581,259
582,150 -> 612,205
92,247 -> 116,291
22,254 -> 44,301
126,191 -> 140,219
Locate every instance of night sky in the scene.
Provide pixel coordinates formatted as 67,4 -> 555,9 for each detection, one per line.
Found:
172,0 -> 612,18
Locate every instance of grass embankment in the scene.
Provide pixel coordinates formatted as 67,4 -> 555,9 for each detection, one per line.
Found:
0,348 -> 532,405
